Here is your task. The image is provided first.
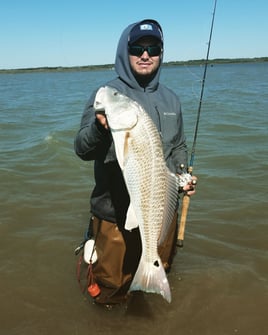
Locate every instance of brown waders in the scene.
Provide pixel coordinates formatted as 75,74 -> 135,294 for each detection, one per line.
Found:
76,212 -> 178,305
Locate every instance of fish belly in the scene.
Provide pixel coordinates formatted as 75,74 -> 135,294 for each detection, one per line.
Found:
123,111 -> 178,302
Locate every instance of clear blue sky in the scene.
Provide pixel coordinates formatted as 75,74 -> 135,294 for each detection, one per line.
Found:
1,0 -> 267,69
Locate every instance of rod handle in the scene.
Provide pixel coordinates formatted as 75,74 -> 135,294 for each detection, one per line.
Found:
177,194 -> 191,247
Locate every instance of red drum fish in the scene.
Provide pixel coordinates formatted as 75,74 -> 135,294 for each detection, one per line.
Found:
94,86 -> 179,302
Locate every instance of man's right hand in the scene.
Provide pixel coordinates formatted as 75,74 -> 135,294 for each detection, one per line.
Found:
96,113 -> 109,130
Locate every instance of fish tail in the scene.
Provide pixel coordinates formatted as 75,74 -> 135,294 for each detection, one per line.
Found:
129,255 -> 171,303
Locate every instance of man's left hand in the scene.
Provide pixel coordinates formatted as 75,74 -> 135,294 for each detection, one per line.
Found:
183,176 -> 197,196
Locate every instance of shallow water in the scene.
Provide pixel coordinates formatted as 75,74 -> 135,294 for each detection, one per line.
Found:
1,62 -> 268,334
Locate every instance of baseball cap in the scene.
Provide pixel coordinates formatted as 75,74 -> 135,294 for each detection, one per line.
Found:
128,19 -> 163,45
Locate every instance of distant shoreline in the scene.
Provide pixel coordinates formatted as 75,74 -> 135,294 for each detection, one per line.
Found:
1,57 -> 267,74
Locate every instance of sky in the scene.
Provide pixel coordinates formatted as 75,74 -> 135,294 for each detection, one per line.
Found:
1,0 -> 268,69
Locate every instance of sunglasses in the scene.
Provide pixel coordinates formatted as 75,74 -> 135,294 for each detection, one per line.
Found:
128,45 -> 162,57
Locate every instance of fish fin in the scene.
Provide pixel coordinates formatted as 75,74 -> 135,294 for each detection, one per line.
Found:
158,171 -> 180,245
112,131 -> 131,171
124,203 -> 139,231
124,131 -> 130,158
129,255 -> 171,303
110,131 -> 127,170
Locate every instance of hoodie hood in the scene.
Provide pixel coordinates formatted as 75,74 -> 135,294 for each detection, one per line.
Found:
114,19 -> 164,92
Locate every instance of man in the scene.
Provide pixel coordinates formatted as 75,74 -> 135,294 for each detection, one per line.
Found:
74,19 -> 196,304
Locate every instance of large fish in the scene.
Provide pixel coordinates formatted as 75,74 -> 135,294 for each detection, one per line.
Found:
94,86 -> 179,303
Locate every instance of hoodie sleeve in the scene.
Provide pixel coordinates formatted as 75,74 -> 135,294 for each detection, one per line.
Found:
74,91 -> 111,161
155,86 -> 188,174
164,103 -> 188,174
172,113 -> 188,174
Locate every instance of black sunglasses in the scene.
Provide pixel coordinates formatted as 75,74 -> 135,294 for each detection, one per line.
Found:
128,45 -> 162,57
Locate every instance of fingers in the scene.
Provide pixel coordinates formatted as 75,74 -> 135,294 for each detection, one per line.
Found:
186,189 -> 196,196
96,113 -> 109,130
183,175 -> 197,196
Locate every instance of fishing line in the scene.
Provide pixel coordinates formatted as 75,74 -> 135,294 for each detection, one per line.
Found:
183,64 -> 202,101
189,0 -> 218,169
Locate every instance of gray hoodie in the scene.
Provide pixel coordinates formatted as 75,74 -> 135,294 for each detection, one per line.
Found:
74,19 -> 188,223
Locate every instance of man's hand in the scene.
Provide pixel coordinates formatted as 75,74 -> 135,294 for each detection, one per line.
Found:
95,113 -> 109,130
182,176 -> 197,196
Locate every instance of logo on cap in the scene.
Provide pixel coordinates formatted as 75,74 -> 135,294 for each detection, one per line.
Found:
140,24 -> 153,31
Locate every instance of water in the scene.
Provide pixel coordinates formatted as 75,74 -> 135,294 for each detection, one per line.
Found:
1,63 -> 268,335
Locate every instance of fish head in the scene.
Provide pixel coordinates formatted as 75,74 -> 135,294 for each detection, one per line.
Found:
94,86 -> 138,131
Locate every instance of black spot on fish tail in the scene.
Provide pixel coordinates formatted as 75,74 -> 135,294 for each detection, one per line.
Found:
154,260 -> 160,267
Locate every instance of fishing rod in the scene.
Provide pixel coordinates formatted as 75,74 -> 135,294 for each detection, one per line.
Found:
177,0 -> 218,247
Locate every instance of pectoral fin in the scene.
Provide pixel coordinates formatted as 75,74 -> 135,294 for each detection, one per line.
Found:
124,203 -> 139,231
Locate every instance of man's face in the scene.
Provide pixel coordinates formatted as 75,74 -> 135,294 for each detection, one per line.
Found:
128,37 -> 162,79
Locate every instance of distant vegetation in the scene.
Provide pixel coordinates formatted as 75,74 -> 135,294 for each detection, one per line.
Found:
164,57 -> 268,66
1,57 -> 267,74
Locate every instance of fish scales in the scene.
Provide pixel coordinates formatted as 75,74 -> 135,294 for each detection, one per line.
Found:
94,86 -> 179,302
